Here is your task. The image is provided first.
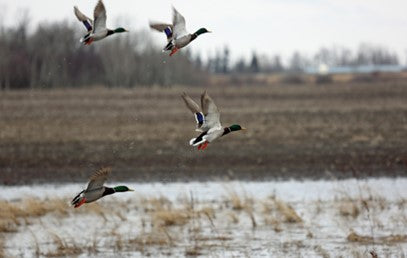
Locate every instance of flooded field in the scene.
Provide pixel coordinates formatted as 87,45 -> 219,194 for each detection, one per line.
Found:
1,178 -> 406,257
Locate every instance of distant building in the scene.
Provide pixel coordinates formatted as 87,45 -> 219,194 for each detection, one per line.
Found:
305,64 -> 405,75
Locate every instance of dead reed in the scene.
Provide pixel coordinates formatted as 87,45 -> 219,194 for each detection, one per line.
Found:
0,237 -> 4,258
270,197 -> 303,223
129,228 -> 173,250
339,201 -> 360,218
347,230 -> 407,244
45,232 -> 82,257
152,209 -> 190,227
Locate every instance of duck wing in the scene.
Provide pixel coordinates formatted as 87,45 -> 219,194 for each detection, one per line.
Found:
93,0 -> 107,34
86,167 -> 111,191
149,22 -> 173,32
201,91 -> 221,129
182,92 -> 206,129
181,92 -> 201,113
172,7 -> 188,39
149,22 -> 174,41
74,6 -> 93,32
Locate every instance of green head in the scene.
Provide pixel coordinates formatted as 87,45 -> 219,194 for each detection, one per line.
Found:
113,185 -> 134,192
229,124 -> 246,132
114,27 -> 128,33
194,28 -> 211,36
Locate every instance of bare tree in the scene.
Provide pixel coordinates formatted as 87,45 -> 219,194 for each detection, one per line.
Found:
0,15 -> 207,89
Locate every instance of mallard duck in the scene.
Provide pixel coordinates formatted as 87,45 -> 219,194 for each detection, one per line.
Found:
74,0 -> 128,45
181,91 -> 246,150
71,167 -> 133,208
149,7 -> 211,56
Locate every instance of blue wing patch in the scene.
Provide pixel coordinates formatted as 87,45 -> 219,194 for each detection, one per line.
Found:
194,112 -> 204,126
164,27 -> 172,39
83,21 -> 92,32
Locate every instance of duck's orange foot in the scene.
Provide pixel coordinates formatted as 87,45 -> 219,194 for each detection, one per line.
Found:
74,198 -> 86,208
84,38 -> 94,45
197,141 -> 209,150
169,47 -> 178,56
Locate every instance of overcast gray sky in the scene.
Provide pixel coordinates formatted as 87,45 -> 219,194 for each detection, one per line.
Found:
1,0 -> 406,63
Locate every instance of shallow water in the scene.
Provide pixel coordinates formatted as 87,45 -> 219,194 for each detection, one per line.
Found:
1,178 -> 406,257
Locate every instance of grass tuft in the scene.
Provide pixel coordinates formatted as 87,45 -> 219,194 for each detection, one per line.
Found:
226,190 -> 245,211
339,201 -> 360,218
245,207 -> 257,228
347,230 -> 407,244
227,211 -> 239,224
264,216 -> 282,232
152,209 -> 190,227
271,197 -> 303,223
129,228 -> 173,250
45,232 -> 82,257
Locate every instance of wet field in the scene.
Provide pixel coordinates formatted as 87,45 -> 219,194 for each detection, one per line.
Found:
1,82 -> 407,184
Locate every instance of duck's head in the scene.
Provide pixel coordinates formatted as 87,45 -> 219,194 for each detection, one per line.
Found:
113,185 -> 134,192
114,27 -> 129,33
194,28 -> 211,36
229,124 -> 246,132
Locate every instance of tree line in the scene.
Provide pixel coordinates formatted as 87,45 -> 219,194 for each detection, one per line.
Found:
0,17 -> 402,89
0,18 -> 207,90
207,45 -> 401,74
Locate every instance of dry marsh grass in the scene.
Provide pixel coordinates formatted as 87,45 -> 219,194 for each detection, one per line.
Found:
111,229 -> 124,252
314,245 -> 330,258
0,238 -> 4,258
78,203 -> 108,221
45,232 -> 82,257
139,196 -> 172,212
1,190 -> 406,257
224,188 -> 253,211
29,229 -> 41,257
152,209 -> 191,227
198,206 -> 215,221
347,230 -> 407,244
245,207 -> 257,228
227,211 -> 239,224
0,219 -> 18,233
339,201 -> 360,218
264,216 -> 283,232
0,198 -> 112,234
270,197 -> 303,223
129,227 -> 174,252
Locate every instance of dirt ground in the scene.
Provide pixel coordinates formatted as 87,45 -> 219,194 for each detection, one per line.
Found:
1,82 -> 407,184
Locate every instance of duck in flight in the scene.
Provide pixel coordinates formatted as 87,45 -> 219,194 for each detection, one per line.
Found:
71,167 -> 134,208
149,7 -> 211,56
74,0 -> 128,45
181,91 -> 246,150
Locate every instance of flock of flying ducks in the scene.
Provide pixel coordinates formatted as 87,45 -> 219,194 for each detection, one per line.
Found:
71,0 -> 246,208
73,0 -> 210,55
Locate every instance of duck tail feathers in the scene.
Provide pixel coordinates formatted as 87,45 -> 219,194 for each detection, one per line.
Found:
189,138 -> 196,146
164,40 -> 174,51
80,33 -> 92,44
190,137 -> 206,146
71,190 -> 84,205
